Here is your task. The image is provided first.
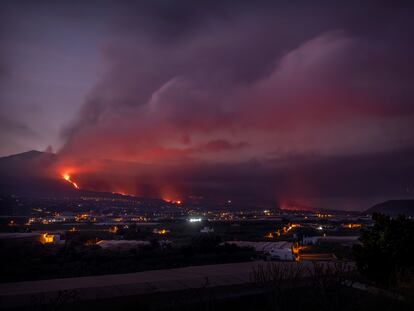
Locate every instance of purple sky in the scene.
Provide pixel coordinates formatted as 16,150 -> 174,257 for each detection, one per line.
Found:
1,1 -> 414,209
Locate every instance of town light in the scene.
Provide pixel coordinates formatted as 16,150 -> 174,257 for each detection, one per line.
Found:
188,218 -> 202,223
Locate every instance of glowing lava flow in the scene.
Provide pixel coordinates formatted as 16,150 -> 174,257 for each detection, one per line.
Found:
163,198 -> 183,205
62,173 -> 79,189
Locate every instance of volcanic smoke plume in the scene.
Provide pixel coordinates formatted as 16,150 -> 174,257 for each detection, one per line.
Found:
2,1 -> 414,207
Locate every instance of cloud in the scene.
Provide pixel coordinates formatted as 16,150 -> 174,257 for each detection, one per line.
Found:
61,28 -> 414,163
0,114 -> 36,136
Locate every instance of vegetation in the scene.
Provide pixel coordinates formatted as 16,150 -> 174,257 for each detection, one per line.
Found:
353,213 -> 414,288
301,241 -> 354,260
249,262 -> 409,311
0,234 -> 255,283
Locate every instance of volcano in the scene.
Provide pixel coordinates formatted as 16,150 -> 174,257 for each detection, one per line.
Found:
0,150 -> 79,197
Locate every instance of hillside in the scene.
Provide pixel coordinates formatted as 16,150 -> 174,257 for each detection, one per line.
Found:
0,150 -> 78,197
365,200 -> 414,216
0,151 -> 169,208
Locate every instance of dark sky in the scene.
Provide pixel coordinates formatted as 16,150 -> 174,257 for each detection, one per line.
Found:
1,1 -> 414,209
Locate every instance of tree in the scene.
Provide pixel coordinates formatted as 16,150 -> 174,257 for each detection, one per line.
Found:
353,213 -> 414,288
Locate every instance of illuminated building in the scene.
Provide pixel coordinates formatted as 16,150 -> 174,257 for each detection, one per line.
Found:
39,233 -> 61,244
200,227 -> 214,234
153,228 -> 170,235
188,217 -> 202,223
342,223 -> 362,229
109,226 -> 119,233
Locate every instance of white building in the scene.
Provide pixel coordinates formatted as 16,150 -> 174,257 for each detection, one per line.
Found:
225,241 -> 294,261
39,233 -> 62,244
303,236 -> 319,245
200,227 -> 214,233
97,240 -> 151,250
268,248 -> 294,261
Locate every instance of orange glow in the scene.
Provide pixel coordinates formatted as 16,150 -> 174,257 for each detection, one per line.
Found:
163,197 -> 183,205
153,228 -> 169,235
109,226 -> 119,233
62,172 -> 79,189
39,233 -> 54,244
279,223 -> 300,235
342,223 -> 362,229
161,187 -> 183,205
291,243 -> 305,261
114,191 -> 127,196
75,213 -> 89,221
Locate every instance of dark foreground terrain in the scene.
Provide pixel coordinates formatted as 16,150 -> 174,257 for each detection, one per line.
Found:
1,261 -> 412,311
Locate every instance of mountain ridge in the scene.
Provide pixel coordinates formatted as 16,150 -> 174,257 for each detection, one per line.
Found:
365,200 -> 414,216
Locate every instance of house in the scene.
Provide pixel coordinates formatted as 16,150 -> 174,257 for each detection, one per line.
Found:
303,236 -> 319,245
225,241 -> 294,261
200,227 -> 214,233
96,240 -> 150,250
39,233 -> 61,244
299,253 -> 337,261
302,235 -> 360,247
153,228 -> 170,235
317,235 -> 360,247
268,248 -> 294,261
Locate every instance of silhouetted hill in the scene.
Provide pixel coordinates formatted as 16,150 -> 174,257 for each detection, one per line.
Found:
0,151 -> 165,203
1,150 -> 44,160
365,200 -> 414,216
0,150 -> 56,174
0,150 -> 77,197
